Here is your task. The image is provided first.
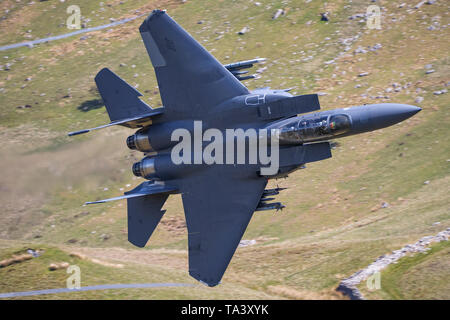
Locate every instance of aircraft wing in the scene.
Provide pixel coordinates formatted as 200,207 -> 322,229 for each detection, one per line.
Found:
180,167 -> 268,286
139,10 -> 249,117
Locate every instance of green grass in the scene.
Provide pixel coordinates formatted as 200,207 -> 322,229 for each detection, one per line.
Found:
0,244 -> 278,299
359,241 -> 450,300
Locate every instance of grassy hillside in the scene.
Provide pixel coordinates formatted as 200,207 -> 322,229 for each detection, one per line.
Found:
0,242 -> 276,299
0,0 -> 448,299
359,240 -> 450,300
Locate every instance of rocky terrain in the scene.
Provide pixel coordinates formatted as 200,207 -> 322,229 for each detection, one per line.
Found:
338,228 -> 450,299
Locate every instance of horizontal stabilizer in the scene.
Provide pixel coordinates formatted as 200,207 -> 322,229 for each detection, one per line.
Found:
258,94 -> 320,120
85,181 -> 177,204
128,193 -> 168,247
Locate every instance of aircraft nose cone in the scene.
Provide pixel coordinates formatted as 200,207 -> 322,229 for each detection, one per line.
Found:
370,104 -> 421,130
398,104 -> 422,117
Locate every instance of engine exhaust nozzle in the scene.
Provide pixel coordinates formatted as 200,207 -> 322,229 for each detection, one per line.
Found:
126,130 -> 153,152
132,157 -> 156,178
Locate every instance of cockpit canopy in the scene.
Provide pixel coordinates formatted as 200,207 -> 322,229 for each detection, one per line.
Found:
279,114 -> 351,144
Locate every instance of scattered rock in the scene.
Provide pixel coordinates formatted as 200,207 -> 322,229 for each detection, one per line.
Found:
272,9 -> 285,20
239,239 -> 256,247
337,228 -> 450,300
100,234 -> 110,241
256,66 -> 267,74
0,254 -> 33,268
370,43 -> 382,51
320,12 -> 329,22
354,46 -> 367,54
415,96 -> 424,103
48,262 -> 70,271
27,249 -> 41,258
414,1 -> 426,9
238,26 -> 249,35
349,13 -> 366,21
358,72 -> 369,77
17,104 -> 32,109
425,69 -> 435,74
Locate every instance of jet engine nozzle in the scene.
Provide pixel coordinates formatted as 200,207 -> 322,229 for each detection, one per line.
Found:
132,157 -> 156,178
126,130 -> 153,152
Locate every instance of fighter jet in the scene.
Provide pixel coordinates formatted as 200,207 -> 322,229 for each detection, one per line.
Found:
68,10 -> 421,287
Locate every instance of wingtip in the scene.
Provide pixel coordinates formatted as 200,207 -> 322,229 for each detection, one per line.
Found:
144,9 -> 166,23
95,67 -> 111,80
68,129 -> 90,137
151,9 -> 167,15
189,271 -> 221,287
198,280 -> 220,287
85,200 -> 105,205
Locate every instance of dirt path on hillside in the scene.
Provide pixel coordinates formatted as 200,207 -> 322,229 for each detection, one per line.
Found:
65,246 -> 188,270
